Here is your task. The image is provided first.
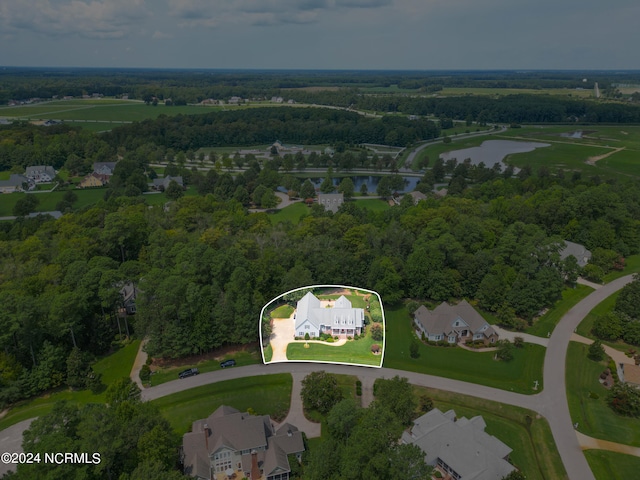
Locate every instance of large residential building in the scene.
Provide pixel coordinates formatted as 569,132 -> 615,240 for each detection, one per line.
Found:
559,240 -> 592,268
317,193 -> 344,213
413,300 -> 498,345
78,172 -> 110,188
92,162 -> 117,176
153,175 -> 183,190
402,408 -> 517,480
25,165 -> 56,183
182,405 -> 305,480
294,292 -> 364,338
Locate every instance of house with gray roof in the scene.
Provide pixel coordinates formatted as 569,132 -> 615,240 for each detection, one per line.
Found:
402,408 -> 516,480
294,292 -> 364,338
0,174 -> 32,193
182,405 -> 304,480
559,240 -> 592,268
92,162 -> 117,176
317,193 -> 343,213
153,175 -> 183,191
413,300 -> 498,346
25,165 -> 56,183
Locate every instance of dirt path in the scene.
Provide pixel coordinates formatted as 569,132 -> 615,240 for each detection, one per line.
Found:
585,147 -> 625,165
576,431 -> 640,457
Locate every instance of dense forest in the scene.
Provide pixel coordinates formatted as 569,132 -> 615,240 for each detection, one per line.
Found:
1,162 -> 639,407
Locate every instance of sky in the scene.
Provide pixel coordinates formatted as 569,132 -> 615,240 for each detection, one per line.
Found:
0,0 -> 639,70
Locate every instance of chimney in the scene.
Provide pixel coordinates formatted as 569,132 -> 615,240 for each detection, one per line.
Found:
251,450 -> 260,480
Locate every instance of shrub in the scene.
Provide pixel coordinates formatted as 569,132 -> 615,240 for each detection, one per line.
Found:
495,339 -> 514,362
608,383 -> 640,417
326,337 -> 334,343
588,339 -> 605,361
347,336 -> 352,341
139,364 -> 151,384
304,333 -> 310,341
409,339 -> 420,359
370,323 -> 383,341
513,337 -> 524,348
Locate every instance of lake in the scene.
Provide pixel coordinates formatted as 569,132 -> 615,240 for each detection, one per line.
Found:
439,140 -> 550,169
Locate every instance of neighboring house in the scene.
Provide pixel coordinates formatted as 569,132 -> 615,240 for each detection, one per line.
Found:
182,405 -> 305,480
402,408 -> 516,480
0,174 -> 32,193
271,96 -> 284,103
406,191 -> 426,204
25,165 -> 56,183
119,282 -> 138,315
622,364 -> 640,389
92,162 -> 117,176
78,172 -> 109,188
317,193 -> 344,213
413,300 -> 498,345
153,175 -> 184,191
559,240 -> 592,268
294,292 -> 364,338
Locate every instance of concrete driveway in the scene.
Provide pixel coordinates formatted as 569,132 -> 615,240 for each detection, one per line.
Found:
270,315 -> 295,362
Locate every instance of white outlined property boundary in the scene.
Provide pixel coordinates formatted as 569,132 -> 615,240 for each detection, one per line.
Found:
259,284 -> 386,368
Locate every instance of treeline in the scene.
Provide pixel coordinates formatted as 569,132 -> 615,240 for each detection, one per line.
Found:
1,169 -> 639,406
104,107 -> 441,149
288,92 -> 640,123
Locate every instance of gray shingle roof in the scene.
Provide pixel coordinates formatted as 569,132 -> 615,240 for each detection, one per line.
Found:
559,240 -> 592,267
294,292 -> 364,332
402,408 -> 516,480
414,300 -> 492,337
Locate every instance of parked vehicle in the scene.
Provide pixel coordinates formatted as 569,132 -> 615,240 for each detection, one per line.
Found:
178,367 -> 199,379
220,359 -> 236,368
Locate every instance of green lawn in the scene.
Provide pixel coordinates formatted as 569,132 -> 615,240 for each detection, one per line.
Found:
152,374 -> 292,435
263,344 -> 273,363
566,342 -> 640,447
437,87 -> 593,98
384,307 -> 545,394
149,348 -> 262,387
584,450 -> 640,480
271,304 -> 295,318
416,387 -> 567,480
287,326 -> 382,367
352,198 -> 391,211
526,284 -> 594,337
0,340 -> 140,432
0,189 -> 107,216
269,202 -> 309,225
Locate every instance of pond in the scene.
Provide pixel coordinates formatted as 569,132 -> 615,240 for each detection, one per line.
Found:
439,140 -> 550,169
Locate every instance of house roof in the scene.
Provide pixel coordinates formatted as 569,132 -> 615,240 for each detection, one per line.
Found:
0,174 -> 29,188
407,191 -> 427,203
153,175 -> 183,189
295,292 -> 364,331
559,240 -> 592,267
317,193 -> 344,213
93,162 -> 117,173
402,408 -> 515,480
414,300 -> 495,338
25,165 -> 55,177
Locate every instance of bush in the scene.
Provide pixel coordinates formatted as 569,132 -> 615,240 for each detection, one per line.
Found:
409,339 -> 420,359
347,336 -> 352,341
370,323 -> 383,341
139,364 -> 151,384
326,337 -> 334,343
588,339 -> 605,361
513,337 -> 524,348
304,333 -> 310,341
608,383 -> 640,417
355,380 -> 362,396
583,264 -> 604,283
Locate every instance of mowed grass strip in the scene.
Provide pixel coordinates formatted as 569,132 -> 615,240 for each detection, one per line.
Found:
416,386 -> 567,480
0,340 -> 140,432
584,450 -> 640,480
566,342 -> 640,447
526,284 -> 594,337
0,189 -> 107,216
152,374 -> 293,435
383,307 -> 545,394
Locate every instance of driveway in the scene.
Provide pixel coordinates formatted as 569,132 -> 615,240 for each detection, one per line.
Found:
270,315 -> 295,362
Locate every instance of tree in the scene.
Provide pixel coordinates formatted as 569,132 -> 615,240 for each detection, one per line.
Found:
66,347 -> 90,389
12,194 -> 39,216
338,177 -> 355,200
326,398 -> 362,441
301,371 -> 343,415
359,183 -> 368,196
615,275 -> 640,320
320,175 -> 335,194
373,376 -> 416,426
300,179 -> 316,199
409,338 -> 420,359
164,179 -> 184,200
260,188 -> 279,209
105,377 -> 141,406
588,339 -> 605,361
608,382 -> 640,417
370,322 -> 383,341
592,312 -> 623,341
495,339 -> 514,362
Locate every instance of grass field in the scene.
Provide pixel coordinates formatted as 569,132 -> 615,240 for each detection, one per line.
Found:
152,374 -> 292,435
0,189 -> 107,216
566,342 -> 640,447
269,202 -> 309,225
383,307 -> 545,394
353,198 -> 391,211
438,87 -> 594,98
271,304 -> 295,318
526,284 -> 594,337
416,387 -> 568,480
286,325 -> 382,366
149,348 -> 262,387
0,340 -> 140,432
584,450 -> 640,480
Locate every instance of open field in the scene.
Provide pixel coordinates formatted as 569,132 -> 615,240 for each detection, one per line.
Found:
383,307 -> 545,394
439,87 -> 595,97
270,202 -> 309,225
526,284 -> 594,337
584,450 -> 640,480
566,341 -> 640,447
152,374 -> 292,435
0,340 -> 140,432
352,198 -> 391,211
416,386 -> 568,480
0,189 -> 106,216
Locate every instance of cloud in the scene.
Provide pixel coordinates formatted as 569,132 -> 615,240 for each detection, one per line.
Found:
0,0 -> 150,39
152,30 -> 174,40
336,0 -> 391,7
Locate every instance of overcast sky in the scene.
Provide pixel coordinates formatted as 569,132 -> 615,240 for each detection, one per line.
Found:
1,0 -> 638,70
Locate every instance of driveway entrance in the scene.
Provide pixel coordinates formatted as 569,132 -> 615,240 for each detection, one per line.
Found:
270,314 -> 295,362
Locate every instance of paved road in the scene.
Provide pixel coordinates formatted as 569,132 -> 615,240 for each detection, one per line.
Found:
0,419 -> 34,477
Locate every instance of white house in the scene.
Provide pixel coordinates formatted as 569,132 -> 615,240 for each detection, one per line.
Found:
294,292 -> 364,338
25,165 -> 56,183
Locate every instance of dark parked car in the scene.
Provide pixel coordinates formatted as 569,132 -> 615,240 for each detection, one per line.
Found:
178,367 -> 199,379
220,359 -> 236,368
